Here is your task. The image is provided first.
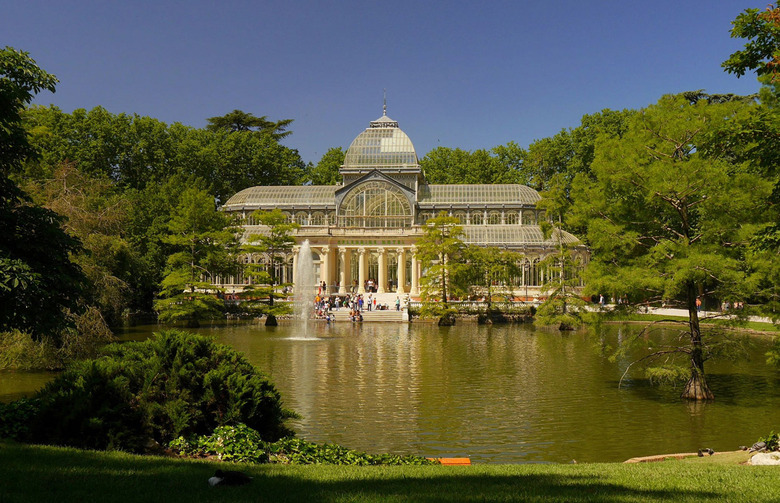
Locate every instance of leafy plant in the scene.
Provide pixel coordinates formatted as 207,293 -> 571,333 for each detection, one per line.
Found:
0,397 -> 40,440
757,431 -> 780,451
21,330 -> 296,452
170,424 -> 437,466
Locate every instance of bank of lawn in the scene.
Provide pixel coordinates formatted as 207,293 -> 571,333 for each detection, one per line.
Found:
1,442 -> 778,503
606,314 -> 780,334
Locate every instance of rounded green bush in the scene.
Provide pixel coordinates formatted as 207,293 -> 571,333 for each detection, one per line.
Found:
27,330 -> 296,452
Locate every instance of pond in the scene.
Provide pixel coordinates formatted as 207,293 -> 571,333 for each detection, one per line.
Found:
3,321 -> 778,463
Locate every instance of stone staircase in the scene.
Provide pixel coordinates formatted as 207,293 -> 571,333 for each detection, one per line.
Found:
357,309 -> 405,322
331,292 -> 408,322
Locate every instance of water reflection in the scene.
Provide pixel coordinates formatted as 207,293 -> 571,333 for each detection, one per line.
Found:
6,321 -> 779,464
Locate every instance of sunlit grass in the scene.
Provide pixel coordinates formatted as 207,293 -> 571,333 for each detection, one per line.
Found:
605,314 -> 780,333
2,441 -> 779,502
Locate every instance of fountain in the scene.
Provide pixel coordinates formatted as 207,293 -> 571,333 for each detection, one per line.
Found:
293,240 -> 317,321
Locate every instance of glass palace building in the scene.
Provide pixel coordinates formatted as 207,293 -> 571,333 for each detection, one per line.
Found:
221,110 -> 585,298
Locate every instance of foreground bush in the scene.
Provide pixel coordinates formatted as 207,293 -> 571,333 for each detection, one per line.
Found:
17,330 -> 296,452
170,424 -> 436,465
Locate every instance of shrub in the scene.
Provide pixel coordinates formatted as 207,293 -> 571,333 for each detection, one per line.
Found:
169,424 -> 437,466
757,431 -> 780,451
25,330 -> 296,452
170,423 -> 268,463
0,308 -> 115,371
0,330 -> 57,370
0,398 -> 40,440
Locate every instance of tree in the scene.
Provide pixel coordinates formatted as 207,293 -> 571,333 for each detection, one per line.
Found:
719,6 -> 780,319
465,245 -> 524,313
241,209 -> 299,326
520,109 -> 634,193
309,147 -> 344,185
0,157 -> 89,344
23,164 -> 143,326
416,212 -> 470,325
420,147 -> 520,184
206,109 -> 294,140
0,47 -> 57,175
535,174 -> 588,330
698,88 -> 780,319
570,94 -> 773,400
154,187 -> 241,327
723,3 -> 780,79
0,47 -> 88,343
22,106 -> 308,202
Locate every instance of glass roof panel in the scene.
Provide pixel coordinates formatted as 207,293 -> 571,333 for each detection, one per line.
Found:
462,225 -> 579,246
222,186 -> 337,209
419,184 -> 541,206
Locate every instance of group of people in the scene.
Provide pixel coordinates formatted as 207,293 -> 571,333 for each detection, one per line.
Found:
311,292 -> 405,323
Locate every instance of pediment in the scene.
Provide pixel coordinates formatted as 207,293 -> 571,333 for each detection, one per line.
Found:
335,169 -> 417,211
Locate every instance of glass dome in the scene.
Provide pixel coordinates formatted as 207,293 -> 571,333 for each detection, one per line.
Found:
343,115 -> 419,169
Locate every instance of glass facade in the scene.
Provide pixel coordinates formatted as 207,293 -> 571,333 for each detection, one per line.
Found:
338,181 -> 412,228
218,110 -> 587,294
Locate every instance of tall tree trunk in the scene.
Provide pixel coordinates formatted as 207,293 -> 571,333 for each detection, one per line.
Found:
441,254 -> 448,305
681,282 -> 714,400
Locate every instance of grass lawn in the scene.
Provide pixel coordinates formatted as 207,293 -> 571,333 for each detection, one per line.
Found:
606,314 -> 780,334
2,442 -> 779,502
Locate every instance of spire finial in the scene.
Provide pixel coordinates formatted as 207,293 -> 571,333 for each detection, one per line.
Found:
383,89 -> 387,116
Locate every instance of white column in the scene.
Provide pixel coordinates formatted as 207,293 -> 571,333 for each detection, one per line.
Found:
396,248 -> 406,294
378,248 -> 387,293
292,246 -> 299,290
410,246 -> 419,296
338,247 -> 348,294
358,248 -> 367,294
320,246 -> 330,287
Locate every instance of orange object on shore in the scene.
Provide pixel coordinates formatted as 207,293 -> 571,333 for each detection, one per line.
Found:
432,457 -> 471,465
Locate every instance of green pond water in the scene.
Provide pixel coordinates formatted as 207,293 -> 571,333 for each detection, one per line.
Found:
2,321 -> 778,464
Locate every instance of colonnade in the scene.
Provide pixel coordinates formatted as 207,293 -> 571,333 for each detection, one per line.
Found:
293,245 -> 421,296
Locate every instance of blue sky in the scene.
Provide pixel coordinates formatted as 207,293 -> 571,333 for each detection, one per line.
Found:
3,1 -> 765,165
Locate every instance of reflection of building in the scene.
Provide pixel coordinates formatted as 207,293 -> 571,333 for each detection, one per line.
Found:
220,108 -> 586,297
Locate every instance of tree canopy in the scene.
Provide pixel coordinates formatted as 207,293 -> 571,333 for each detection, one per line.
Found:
22,105 -> 307,202
0,46 -> 57,175
570,94 -> 773,399
723,3 -> 780,79
0,47 -> 88,342
154,186 -> 241,326
420,146 -> 521,184
309,147 -> 344,185
205,109 -> 294,140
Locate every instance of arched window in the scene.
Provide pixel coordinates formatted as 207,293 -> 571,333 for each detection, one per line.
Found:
505,211 -> 519,225
522,212 -> 537,225
452,211 -> 467,224
418,211 -> 434,224
488,211 -> 502,225
294,212 -> 308,226
339,181 -> 413,228
471,211 -> 483,225
310,212 -> 326,226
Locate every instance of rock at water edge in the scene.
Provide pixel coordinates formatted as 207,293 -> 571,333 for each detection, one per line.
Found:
751,452 -> 780,465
